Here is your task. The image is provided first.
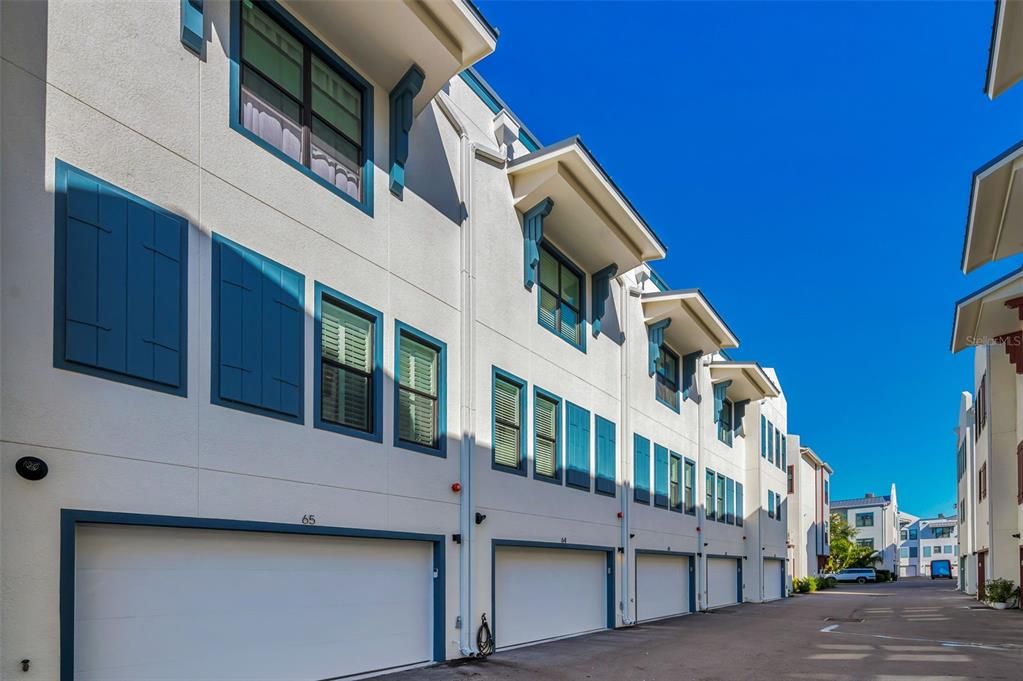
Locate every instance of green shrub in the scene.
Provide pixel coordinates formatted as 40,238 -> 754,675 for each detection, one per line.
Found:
793,577 -> 812,593
983,578 -> 1020,604
807,576 -> 819,592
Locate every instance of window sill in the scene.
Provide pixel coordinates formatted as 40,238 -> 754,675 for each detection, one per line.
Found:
493,461 -> 527,477
395,437 -> 447,458
537,316 -> 587,354
211,394 -> 304,425
314,417 -> 383,443
534,472 -> 564,486
595,478 -> 616,497
655,393 -> 681,414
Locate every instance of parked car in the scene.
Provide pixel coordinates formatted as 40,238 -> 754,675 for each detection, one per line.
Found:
930,559 -> 953,579
827,568 -> 877,584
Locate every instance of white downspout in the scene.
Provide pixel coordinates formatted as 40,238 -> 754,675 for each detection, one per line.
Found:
434,92 -> 504,658
619,281 -> 642,626
698,355 -> 708,610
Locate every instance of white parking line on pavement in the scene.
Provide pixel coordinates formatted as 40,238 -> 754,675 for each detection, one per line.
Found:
819,628 -> 1019,652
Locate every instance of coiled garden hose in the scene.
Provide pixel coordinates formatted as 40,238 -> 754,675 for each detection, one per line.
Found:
476,613 -> 494,657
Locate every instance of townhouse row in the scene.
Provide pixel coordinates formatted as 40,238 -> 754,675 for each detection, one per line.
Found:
897,512 -> 958,578
0,1 -> 830,678
949,0 -> 1023,601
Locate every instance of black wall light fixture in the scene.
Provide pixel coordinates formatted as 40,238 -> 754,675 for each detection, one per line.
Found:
15,456 -> 48,481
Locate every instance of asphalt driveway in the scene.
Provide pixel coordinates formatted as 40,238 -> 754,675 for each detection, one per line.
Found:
381,579 -> 1022,681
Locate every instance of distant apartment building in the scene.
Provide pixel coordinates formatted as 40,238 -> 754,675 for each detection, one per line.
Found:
786,445 -> 832,578
949,1 -> 1023,603
830,485 -> 900,572
898,513 -> 958,578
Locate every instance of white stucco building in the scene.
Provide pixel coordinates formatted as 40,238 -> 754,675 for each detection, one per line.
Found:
0,1 -> 825,678
830,486 -> 900,572
786,445 -> 832,579
948,1 -> 1023,602
898,513 -> 957,578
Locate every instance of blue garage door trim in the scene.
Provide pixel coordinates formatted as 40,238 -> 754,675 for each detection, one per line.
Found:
635,549 -> 696,614
59,509 -> 446,681
490,539 -> 615,648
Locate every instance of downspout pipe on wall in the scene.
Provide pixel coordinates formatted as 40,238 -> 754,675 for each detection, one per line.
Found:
434,92 -> 505,657
698,355 -> 709,609
619,281 -> 643,626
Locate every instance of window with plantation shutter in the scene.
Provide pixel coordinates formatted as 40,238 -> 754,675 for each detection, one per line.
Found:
534,392 -> 560,480
538,244 -> 585,349
706,469 -> 716,521
716,473 -> 726,523
396,328 -> 444,453
318,290 -> 378,435
726,478 -> 735,524
669,453 -> 682,510
684,459 -> 696,514
655,345 -> 680,411
492,371 -> 524,473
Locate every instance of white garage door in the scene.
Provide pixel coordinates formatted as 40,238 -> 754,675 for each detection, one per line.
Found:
707,557 -> 739,609
764,559 -> 784,601
73,524 -> 435,681
494,546 -> 606,649
636,553 -> 690,621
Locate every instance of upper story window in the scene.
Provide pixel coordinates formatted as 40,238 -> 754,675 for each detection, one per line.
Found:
900,529 -> 908,541
234,1 -> 372,213
669,453 -> 682,511
855,512 -> 874,527
683,459 -> 696,515
534,390 -> 561,481
857,538 -> 875,549
787,465 -> 794,494
824,480 -> 829,504
315,285 -> 382,441
395,324 -> 446,456
717,398 -> 734,446
54,161 -> 188,396
932,526 -> 953,539
655,345 -> 680,411
979,462 -> 988,501
975,374 -> 987,440
908,528 -> 918,540
705,469 -> 716,522
735,482 -> 744,526
492,369 -> 526,474
538,244 -> 584,349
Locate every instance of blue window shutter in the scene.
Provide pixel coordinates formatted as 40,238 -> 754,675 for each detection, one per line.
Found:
654,444 -> 669,508
180,0 -> 204,54
389,64 -> 426,198
712,380 -> 731,423
566,402 -> 591,489
590,263 -> 618,337
768,421 -> 775,463
214,236 -> 303,420
57,162 -> 188,394
760,415 -> 767,457
647,319 -> 671,376
633,434 -> 651,503
595,416 -> 616,495
522,198 -> 553,289
733,399 -> 749,437
681,351 -> 700,400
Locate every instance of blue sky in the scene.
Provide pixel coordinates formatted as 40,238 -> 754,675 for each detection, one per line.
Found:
473,0 -> 1023,518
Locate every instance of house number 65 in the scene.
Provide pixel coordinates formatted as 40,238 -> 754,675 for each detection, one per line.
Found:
302,514 -> 317,525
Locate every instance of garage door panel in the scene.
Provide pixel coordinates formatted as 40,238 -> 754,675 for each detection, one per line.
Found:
636,554 -> 689,621
495,546 -> 607,649
707,557 -> 739,609
764,559 -> 783,600
74,524 -> 434,681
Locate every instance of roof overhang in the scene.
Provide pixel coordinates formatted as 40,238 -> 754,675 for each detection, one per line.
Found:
986,0 -> 1023,99
950,266 -> 1023,352
962,140 -> 1023,273
641,290 -> 739,356
282,0 -> 497,114
507,137 -> 667,273
708,361 -> 779,402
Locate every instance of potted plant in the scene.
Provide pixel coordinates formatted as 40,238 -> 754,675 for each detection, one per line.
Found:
983,578 -> 1019,609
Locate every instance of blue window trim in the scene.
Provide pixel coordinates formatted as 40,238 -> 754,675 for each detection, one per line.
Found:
594,415 -> 616,497
180,0 -> 204,54
53,160 -> 189,397
735,482 -> 744,527
536,240 -> 587,353
393,320 -> 448,458
760,414 -> 767,458
490,539 -> 615,646
565,401 -> 591,491
59,508 -> 446,681
768,490 -> 775,519
228,0 -> 375,217
716,472 -> 727,524
633,433 -> 651,504
313,282 -> 383,443
655,343 -> 681,413
491,366 -> 527,476
684,457 -> 697,515
669,451 -> 684,513
725,477 -> 735,525
705,467 -> 716,522
635,549 -> 697,613
533,386 -> 563,485
210,233 -> 305,424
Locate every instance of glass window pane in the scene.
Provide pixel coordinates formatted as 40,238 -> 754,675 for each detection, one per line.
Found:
312,55 -> 361,144
240,68 -> 302,162
399,335 -> 437,397
398,389 -> 436,446
321,364 -> 370,431
559,303 -> 580,344
241,3 -> 302,99
311,116 -> 362,201
321,300 -> 372,372
538,288 -> 558,331
493,423 -> 520,468
493,378 -> 520,427
535,438 -> 557,478
539,248 -> 558,289
560,265 -> 580,308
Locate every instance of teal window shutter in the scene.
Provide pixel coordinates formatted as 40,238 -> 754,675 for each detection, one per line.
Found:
767,421 -> 775,463
726,478 -> 735,524
681,351 -> 700,401
647,319 -> 671,376
768,490 -> 775,519
654,444 -> 669,508
595,416 -> 616,496
492,370 -> 525,473
735,482 -> 744,527
180,0 -> 204,53
591,263 -> 618,337
633,434 -> 651,503
760,415 -> 767,457
56,161 -> 187,395
705,468 -> 716,521
712,380 -> 731,423
732,399 -> 749,437
389,64 -> 425,198
213,235 -> 304,421
522,198 -> 553,289
566,402 -> 591,490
